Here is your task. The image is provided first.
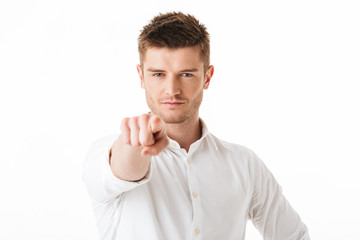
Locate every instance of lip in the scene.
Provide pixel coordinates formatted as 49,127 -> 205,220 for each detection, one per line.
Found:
161,101 -> 185,108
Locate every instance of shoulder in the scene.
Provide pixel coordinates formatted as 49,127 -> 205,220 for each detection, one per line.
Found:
208,133 -> 257,159
208,133 -> 267,170
85,133 -> 120,160
89,133 -> 119,149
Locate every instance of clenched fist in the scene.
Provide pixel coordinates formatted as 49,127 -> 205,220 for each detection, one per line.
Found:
110,114 -> 169,181
120,114 -> 169,156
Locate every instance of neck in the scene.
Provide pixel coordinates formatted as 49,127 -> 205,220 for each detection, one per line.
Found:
165,115 -> 202,152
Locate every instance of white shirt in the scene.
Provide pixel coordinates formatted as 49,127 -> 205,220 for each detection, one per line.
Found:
83,121 -> 310,240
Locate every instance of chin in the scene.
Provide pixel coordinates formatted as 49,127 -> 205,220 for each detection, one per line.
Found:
158,112 -> 189,124
161,115 -> 186,124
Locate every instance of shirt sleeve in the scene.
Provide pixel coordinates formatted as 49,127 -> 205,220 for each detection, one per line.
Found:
248,151 -> 310,240
82,134 -> 153,203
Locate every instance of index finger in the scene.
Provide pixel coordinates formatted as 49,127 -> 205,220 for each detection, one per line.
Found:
149,115 -> 166,138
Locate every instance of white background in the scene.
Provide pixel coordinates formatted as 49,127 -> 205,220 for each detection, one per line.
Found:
1,0 -> 359,239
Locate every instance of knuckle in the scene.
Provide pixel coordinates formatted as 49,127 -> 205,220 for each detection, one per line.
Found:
132,142 -> 141,147
140,113 -> 150,120
129,117 -> 135,124
121,117 -> 130,127
128,117 -> 138,127
152,115 -> 160,122
152,116 -> 163,127
139,114 -> 151,125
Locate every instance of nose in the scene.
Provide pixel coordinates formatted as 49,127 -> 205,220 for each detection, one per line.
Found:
165,75 -> 180,96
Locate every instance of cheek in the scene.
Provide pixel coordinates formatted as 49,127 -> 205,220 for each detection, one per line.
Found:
145,83 -> 161,98
187,81 -> 204,95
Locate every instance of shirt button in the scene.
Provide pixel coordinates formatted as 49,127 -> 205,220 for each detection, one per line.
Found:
194,228 -> 200,235
187,158 -> 191,164
192,192 -> 198,198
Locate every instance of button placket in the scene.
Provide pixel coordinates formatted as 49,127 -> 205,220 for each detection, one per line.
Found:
191,188 -> 200,238
185,153 -> 202,238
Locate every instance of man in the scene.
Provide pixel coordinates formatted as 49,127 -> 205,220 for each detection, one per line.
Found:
83,12 -> 310,240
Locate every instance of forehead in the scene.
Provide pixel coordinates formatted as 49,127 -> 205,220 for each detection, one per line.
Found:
143,46 -> 203,70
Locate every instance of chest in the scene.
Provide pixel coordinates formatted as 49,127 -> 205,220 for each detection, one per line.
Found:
149,150 -> 252,220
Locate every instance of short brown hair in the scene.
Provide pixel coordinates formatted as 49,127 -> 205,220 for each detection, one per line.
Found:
138,12 -> 210,69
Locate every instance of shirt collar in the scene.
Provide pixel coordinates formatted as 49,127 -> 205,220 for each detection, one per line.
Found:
167,118 -> 217,151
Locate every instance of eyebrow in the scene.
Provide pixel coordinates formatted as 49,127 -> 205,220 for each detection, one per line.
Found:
180,68 -> 199,72
146,67 -> 199,72
146,68 -> 165,72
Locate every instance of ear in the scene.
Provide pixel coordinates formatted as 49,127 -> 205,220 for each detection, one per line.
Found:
203,65 -> 214,90
137,64 -> 145,89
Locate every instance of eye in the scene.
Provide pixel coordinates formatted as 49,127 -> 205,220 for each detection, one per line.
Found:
153,73 -> 164,77
182,73 -> 193,78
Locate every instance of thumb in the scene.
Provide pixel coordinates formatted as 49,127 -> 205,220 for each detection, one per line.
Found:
141,135 -> 169,156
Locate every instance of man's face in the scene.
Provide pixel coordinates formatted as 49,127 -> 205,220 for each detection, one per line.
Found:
137,46 -> 214,124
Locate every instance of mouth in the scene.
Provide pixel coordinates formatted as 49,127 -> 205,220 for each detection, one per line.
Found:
161,101 -> 185,108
